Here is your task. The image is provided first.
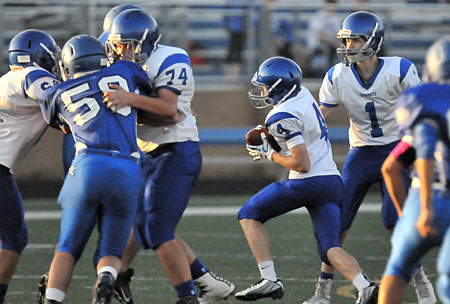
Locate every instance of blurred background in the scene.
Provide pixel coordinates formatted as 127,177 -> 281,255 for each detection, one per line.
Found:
3,0 -> 449,197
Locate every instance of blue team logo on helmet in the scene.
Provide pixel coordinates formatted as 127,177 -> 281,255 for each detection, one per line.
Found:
248,56 -> 302,109
422,36 -> 450,83
336,11 -> 384,65
8,29 -> 59,73
60,35 -> 107,81
106,9 -> 160,65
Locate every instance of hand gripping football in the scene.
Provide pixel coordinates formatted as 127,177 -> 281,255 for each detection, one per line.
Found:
245,127 -> 281,152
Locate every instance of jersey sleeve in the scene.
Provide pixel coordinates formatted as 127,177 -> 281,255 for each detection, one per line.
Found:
153,53 -> 192,95
39,85 -> 59,125
266,112 -> 304,150
24,69 -> 59,100
319,66 -> 340,108
413,119 -> 439,160
399,58 -> 422,91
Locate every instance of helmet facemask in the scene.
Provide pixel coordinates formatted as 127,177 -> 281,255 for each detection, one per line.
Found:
248,73 -> 298,109
106,29 -> 160,65
336,22 -> 383,65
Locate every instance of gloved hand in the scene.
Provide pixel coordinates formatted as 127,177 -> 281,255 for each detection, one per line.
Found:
246,133 -> 274,161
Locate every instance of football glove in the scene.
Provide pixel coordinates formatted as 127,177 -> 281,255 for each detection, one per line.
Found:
246,133 -> 274,161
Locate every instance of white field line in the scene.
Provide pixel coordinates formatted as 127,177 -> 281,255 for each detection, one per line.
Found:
25,203 -> 382,220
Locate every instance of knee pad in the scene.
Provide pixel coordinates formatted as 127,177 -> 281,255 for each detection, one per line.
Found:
0,226 -> 28,254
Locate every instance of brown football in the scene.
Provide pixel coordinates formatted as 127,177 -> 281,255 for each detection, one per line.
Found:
245,127 -> 281,152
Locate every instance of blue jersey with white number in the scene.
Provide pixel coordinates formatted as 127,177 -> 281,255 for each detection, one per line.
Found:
396,83 -> 450,185
40,60 -> 151,155
265,86 -> 340,179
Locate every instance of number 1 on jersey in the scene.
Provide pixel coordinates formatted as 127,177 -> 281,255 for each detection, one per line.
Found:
365,101 -> 383,138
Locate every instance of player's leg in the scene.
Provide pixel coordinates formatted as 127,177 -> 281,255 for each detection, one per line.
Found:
437,227 -> 450,304
149,142 -> 199,301
129,142 -> 233,303
380,170 -> 436,304
235,181 -> 300,301
236,176 -> 341,301
175,236 -> 235,304
0,166 -> 28,304
307,200 -> 377,304
93,155 -> 140,304
37,134 -> 76,304
305,148 -> 372,304
45,154 -> 103,303
112,228 -> 140,304
379,191 -> 440,304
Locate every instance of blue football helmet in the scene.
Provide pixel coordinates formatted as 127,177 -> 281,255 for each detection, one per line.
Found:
98,31 -> 110,47
60,35 -> 107,81
336,11 -> 384,65
103,4 -> 142,32
106,9 -> 160,64
249,56 -> 302,109
422,36 -> 450,83
8,29 -> 59,73
99,5 -> 142,47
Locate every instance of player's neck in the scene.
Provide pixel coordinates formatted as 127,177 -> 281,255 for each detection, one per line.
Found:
354,56 -> 380,84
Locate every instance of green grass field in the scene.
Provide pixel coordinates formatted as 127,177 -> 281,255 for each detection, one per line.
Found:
8,193 -> 439,304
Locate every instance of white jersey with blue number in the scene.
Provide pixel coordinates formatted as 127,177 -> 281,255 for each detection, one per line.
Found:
0,66 -> 58,171
137,44 -> 199,151
320,56 -> 421,147
266,86 -> 340,180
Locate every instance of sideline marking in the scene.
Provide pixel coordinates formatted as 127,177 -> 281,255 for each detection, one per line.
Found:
25,203 -> 382,220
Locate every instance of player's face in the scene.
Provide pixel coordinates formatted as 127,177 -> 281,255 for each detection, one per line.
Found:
114,42 -> 138,61
345,38 -> 363,49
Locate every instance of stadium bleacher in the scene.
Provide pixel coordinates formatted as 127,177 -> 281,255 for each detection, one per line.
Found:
1,1 -> 449,78
2,0 -> 449,184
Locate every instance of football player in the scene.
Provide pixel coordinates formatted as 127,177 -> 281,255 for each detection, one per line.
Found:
39,34 -> 151,304
60,4 -> 143,178
379,36 -> 450,304
234,56 -> 378,304
304,11 -> 436,304
103,9 -> 235,304
0,29 -> 59,304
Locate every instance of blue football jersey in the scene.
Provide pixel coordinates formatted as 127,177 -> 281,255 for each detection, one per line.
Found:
396,83 -> 450,184
40,60 -> 151,155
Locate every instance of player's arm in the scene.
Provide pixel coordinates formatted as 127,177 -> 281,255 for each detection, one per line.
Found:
319,105 -> 335,119
318,69 -> 339,119
413,120 -> 439,237
273,143 -> 311,173
104,84 -> 179,124
381,136 -> 416,216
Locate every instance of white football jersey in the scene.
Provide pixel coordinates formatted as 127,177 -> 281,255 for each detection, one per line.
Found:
320,57 -> 422,147
137,44 -> 199,151
0,66 -> 58,171
266,86 -> 340,179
